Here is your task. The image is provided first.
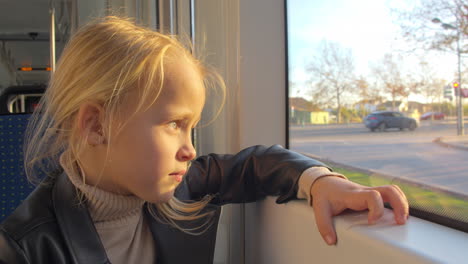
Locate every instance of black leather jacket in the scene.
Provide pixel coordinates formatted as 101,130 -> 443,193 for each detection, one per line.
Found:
0,145 -> 326,264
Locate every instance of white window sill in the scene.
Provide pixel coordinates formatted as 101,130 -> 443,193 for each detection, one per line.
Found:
245,196 -> 468,264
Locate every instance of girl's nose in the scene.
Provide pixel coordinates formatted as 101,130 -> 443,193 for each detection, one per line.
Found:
177,142 -> 196,162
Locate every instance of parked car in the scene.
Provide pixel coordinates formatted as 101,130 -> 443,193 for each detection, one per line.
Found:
420,112 -> 445,121
364,111 -> 418,132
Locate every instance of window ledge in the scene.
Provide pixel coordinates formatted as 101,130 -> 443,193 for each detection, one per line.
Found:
245,196 -> 468,264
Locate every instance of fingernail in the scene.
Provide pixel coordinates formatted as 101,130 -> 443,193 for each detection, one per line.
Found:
397,215 -> 407,224
325,235 -> 334,245
396,216 -> 403,224
401,215 -> 406,223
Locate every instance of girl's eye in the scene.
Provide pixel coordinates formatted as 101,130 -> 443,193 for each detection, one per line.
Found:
169,121 -> 179,129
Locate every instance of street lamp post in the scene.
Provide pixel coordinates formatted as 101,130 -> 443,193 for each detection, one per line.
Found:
432,17 -> 464,135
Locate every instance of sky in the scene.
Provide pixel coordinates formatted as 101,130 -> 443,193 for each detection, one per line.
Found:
287,0 -> 458,103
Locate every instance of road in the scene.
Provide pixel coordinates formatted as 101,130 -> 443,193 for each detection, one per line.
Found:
290,120 -> 468,196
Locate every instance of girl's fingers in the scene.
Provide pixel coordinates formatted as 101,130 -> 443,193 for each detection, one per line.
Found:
372,185 -> 409,224
310,179 -> 409,246
313,200 -> 337,245
362,190 -> 385,224
391,184 -> 407,199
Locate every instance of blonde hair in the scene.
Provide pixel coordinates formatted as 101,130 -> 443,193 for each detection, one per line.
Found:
24,16 -> 225,233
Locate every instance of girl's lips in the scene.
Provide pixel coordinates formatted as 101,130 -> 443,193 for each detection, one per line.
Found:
173,175 -> 183,183
170,170 -> 186,183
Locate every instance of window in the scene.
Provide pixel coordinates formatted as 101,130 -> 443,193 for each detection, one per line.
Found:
286,0 -> 468,232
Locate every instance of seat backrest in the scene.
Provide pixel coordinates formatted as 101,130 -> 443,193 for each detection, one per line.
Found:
0,85 -> 45,114
0,113 -> 36,223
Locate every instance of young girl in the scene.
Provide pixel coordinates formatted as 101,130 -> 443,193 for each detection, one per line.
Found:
0,17 -> 408,264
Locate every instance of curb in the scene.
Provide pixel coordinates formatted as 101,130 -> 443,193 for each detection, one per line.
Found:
433,137 -> 468,151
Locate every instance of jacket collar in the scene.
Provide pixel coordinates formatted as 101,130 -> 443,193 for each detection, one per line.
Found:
53,172 -> 110,264
144,202 -> 221,264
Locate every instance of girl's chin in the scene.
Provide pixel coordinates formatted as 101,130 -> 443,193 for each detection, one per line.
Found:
145,190 -> 175,203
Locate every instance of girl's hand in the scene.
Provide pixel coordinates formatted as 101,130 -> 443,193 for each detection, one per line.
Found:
310,176 -> 409,245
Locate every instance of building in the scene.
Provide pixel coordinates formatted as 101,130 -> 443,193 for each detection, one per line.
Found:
289,97 -> 329,125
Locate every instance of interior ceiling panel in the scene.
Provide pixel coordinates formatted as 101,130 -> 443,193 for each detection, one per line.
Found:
0,0 -> 51,33
0,0 -> 70,85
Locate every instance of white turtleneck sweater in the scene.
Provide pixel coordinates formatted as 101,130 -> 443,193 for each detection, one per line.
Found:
61,155 -> 345,263
62,158 -> 156,264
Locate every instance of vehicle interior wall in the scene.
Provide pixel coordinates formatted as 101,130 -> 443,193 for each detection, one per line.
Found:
186,1 -> 244,262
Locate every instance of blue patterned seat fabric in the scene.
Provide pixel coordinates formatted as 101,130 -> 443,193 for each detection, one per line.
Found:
0,114 -> 36,223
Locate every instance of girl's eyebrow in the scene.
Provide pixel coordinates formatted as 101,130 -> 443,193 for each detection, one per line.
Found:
164,109 -> 201,123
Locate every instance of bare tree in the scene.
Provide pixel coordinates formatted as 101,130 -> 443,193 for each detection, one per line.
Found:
306,41 -> 356,123
393,0 -> 467,54
355,75 -> 370,100
418,60 -> 447,109
288,80 -> 300,97
372,53 -> 409,110
354,76 -> 383,101
354,76 -> 386,114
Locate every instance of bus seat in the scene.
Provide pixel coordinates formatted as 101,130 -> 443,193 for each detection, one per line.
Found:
0,114 -> 36,223
0,85 -> 45,114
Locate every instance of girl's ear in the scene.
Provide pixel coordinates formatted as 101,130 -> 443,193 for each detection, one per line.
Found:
76,103 -> 106,146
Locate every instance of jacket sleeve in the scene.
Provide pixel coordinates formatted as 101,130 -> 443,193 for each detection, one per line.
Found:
0,229 -> 29,264
176,145 -> 329,205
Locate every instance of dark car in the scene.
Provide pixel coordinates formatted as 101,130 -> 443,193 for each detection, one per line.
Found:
420,112 -> 445,121
364,111 -> 418,132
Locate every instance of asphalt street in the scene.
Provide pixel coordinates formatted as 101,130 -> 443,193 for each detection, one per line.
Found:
290,120 -> 468,197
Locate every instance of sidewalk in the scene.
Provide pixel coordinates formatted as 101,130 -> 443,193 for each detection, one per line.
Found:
433,135 -> 468,151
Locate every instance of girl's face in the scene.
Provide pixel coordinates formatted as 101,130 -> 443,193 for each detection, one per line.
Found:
87,59 -> 205,203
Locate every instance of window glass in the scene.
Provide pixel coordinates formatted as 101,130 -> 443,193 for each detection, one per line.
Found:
286,0 -> 468,231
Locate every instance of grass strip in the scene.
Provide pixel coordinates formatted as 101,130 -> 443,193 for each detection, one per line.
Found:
333,167 -> 468,222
